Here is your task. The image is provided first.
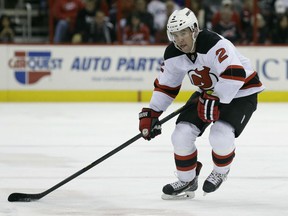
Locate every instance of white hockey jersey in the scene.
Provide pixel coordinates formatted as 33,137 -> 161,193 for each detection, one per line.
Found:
149,29 -> 265,112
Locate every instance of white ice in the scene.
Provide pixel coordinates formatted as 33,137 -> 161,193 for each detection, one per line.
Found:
0,102 -> 287,216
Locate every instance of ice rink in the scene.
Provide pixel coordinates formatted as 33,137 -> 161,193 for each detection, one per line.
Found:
0,102 -> 287,216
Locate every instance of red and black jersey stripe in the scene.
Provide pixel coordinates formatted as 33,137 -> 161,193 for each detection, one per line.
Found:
154,79 -> 181,99
241,72 -> 263,89
220,66 -> 263,90
220,65 -> 246,82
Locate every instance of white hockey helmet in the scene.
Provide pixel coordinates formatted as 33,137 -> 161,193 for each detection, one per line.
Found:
167,8 -> 199,51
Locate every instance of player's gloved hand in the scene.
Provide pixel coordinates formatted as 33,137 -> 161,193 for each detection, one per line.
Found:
139,108 -> 163,140
197,91 -> 220,122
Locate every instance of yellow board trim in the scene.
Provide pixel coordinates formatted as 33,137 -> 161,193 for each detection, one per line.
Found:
0,90 -> 287,102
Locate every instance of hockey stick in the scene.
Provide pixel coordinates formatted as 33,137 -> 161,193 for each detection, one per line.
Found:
8,101 -> 195,202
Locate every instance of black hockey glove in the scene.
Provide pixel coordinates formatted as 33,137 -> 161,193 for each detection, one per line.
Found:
139,108 -> 163,140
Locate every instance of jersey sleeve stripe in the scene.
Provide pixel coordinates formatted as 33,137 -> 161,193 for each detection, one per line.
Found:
220,75 -> 246,82
220,65 -> 246,82
245,71 -> 257,82
154,79 -> 181,99
241,72 -> 263,89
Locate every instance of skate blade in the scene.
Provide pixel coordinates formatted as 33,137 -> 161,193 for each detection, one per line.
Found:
161,191 -> 195,200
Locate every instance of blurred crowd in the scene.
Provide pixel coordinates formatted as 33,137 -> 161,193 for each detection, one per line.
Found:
1,0 -> 288,45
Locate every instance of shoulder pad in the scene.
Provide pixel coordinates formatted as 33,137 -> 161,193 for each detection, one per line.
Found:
196,29 -> 222,54
164,43 -> 185,60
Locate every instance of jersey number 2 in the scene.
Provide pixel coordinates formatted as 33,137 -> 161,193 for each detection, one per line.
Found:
216,48 -> 228,63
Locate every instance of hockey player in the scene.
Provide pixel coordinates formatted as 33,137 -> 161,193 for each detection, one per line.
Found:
139,8 -> 264,200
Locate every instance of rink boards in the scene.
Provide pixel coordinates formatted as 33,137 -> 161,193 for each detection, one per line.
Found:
0,44 -> 287,102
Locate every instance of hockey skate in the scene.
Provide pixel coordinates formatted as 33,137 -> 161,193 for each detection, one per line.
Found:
202,170 -> 229,195
161,161 -> 202,200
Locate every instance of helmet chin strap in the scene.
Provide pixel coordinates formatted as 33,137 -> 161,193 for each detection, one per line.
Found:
190,28 -> 199,53
189,31 -> 197,53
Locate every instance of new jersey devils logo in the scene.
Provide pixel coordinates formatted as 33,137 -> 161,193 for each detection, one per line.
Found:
188,66 -> 218,90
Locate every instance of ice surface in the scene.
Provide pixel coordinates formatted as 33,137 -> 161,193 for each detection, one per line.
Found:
0,102 -> 287,216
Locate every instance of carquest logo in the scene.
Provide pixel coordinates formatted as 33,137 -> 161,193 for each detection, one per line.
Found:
8,51 -> 63,85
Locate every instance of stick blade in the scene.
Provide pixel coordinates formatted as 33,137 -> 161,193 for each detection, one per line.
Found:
8,193 -> 41,202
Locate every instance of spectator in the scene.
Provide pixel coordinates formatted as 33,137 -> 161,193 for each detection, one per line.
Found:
147,0 -> 180,32
118,0 -> 135,38
154,0 -> 176,43
271,13 -> 288,44
72,0 -> 97,42
92,10 -> 115,43
0,15 -> 15,43
240,0 -> 254,44
259,0 -> 280,33
53,0 -> 85,43
211,0 -> 241,32
190,0 -> 213,29
94,0 -> 110,15
213,5 -> 241,44
249,13 -> 269,44
108,0 -> 117,28
274,0 -> 287,15
121,0 -> 135,19
72,10 -> 116,43
122,12 -> 150,45
134,0 -> 155,43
